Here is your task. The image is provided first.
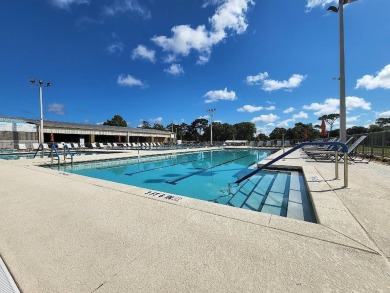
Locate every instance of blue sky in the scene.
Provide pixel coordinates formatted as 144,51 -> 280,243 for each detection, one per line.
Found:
1,0 -> 389,134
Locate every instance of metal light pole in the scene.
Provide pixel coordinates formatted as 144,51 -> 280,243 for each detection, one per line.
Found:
30,79 -> 51,151
206,108 -> 216,146
328,0 -> 356,143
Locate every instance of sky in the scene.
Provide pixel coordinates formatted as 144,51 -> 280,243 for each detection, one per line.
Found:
0,0 -> 389,135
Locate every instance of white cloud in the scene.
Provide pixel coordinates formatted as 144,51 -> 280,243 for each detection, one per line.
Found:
346,116 -> 359,122
303,98 -> 339,116
265,106 -> 275,110
204,87 -> 237,103
199,115 -> 209,119
251,113 -> 278,123
150,117 -> 163,123
152,0 -> 254,64
283,107 -> 295,113
50,0 -> 89,9
292,111 -> 308,119
255,126 -> 271,136
117,74 -> 144,87
131,45 -> 156,63
245,72 -> 269,85
47,103 -> 65,115
164,64 -> 184,75
103,0 -> 151,19
346,96 -> 371,110
305,0 -> 336,12
303,96 -> 371,116
378,110 -> 390,117
245,72 -> 306,91
355,64 -> 390,90
277,119 -> 294,128
107,42 -> 124,54
237,105 -> 263,113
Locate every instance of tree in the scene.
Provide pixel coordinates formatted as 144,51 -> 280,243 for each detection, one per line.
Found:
287,123 -> 319,141
103,114 -> 127,127
347,126 -> 368,135
203,122 -> 236,142
140,120 -> 151,129
152,123 -> 165,131
269,127 -> 287,140
190,118 -> 208,141
375,117 -> 390,128
318,114 -> 339,132
368,124 -> 384,133
233,122 -> 256,141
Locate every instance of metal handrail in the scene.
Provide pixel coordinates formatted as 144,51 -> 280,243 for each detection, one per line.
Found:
50,144 -> 61,166
233,141 -> 349,187
63,144 -> 74,165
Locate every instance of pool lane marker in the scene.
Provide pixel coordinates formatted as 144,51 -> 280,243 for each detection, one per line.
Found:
166,154 -> 251,185
124,152 -> 238,177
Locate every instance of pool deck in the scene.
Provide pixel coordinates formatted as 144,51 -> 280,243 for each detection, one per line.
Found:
0,147 -> 389,292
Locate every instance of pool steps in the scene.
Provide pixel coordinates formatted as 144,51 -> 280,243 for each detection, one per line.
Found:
219,171 -> 315,222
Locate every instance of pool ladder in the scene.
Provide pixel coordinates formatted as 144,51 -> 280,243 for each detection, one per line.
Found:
49,144 -> 74,166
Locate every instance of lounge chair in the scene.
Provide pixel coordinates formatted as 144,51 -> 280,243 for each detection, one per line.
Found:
307,136 -> 366,162
17,143 -> 28,151
266,141 -> 272,147
32,143 -> 40,150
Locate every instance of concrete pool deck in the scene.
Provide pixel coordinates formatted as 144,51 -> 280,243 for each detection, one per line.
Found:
0,147 -> 389,292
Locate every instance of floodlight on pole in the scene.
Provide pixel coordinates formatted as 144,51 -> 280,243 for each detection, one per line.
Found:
206,108 -> 216,146
327,0 -> 357,143
30,78 -> 51,153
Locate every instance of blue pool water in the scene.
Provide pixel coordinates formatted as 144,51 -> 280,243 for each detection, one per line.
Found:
54,149 -> 316,222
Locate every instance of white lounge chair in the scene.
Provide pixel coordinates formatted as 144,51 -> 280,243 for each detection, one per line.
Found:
17,143 -> 28,151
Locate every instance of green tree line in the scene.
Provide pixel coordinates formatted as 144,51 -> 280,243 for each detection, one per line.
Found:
104,114 -> 390,142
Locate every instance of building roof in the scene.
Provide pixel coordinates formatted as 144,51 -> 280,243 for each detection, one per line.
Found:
0,116 -> 172,137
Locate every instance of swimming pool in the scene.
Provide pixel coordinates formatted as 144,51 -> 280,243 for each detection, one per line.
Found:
53,149 -> 316,222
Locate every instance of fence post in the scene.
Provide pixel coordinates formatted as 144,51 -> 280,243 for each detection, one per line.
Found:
370,134 -> 374,158
382,131 -> 385,160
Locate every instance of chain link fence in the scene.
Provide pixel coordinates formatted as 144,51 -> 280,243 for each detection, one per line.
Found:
349,130 -> 390,162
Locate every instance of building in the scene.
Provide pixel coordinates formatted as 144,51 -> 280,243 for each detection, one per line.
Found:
0,116 -> 175,149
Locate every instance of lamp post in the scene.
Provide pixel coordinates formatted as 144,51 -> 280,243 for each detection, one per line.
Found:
206,108 -> 216,146
30,79 -> 51,149
327,0 -> 356,143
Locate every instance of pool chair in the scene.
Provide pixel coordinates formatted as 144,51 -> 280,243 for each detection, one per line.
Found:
285,140 -> 291,147
308,136 -> 367,162
17,143 -> 28,151
72,143 -> 80,149
304,137 -> 352,158
32,143 -> 40,150
42,143 -> 50,150
90,142 -> 98,149
276,140 -> 282,147
266,141 -> 272,147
